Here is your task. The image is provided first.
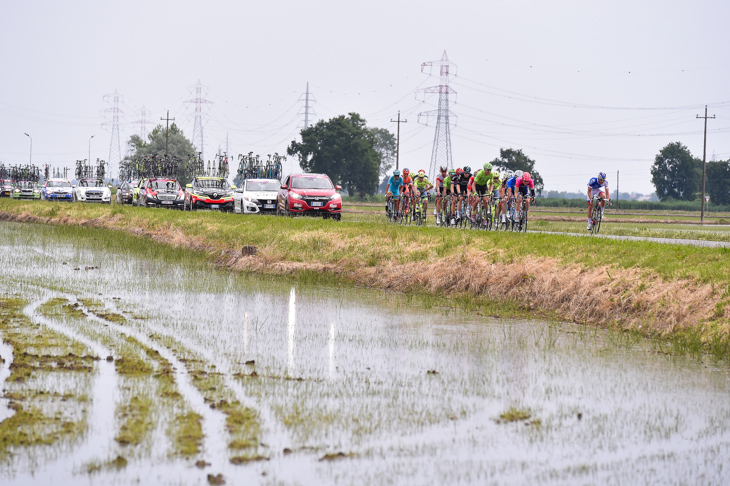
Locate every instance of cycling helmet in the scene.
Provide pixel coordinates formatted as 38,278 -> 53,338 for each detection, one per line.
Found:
523,172 -> 531,181
463,166 -> 471,173
393,169 -> 401,176
598,172 -> 606,180
402,168 -> 410,174
515,170 -> 524,178
448,169 -> 456,176
456,168 -> 463,175
506,170 -> 514,179
417,170 -> 426,178
493,172 -> 500,179
483,162 -> 493,171
439,165 -> 448,172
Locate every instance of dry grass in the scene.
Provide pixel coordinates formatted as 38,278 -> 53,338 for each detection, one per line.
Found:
2,204 -> 728,342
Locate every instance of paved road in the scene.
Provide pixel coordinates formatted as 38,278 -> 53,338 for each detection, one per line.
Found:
535,231 -> 730,248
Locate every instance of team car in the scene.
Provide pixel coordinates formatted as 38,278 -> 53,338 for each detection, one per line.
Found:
0,179 -> 14,197
277,173 -> 342,219
74,178 -> 111,204
138,178 -> 185,209
41,178 -> 73,201
233,178 -> 279,214
131,178 -> 148,206
11,181 -> 41,200
116,180 -> 138,205
184,176 -> 234,211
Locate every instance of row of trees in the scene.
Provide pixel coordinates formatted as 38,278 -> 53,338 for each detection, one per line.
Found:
125,115 -> 545,197
651,142 -> 730,205
286,114 -> 544,196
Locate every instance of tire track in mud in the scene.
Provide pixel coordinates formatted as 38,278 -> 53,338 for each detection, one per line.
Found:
70,298 -> 231,466
21,296 -> 118,477
0,335 -> 14,422
101,298 -> 296,458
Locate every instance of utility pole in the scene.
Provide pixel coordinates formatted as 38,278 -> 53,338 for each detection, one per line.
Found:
616,170 -> 619,209
390,111 -> 407,170
697,105 -> 716,223
161,110 -> 175,157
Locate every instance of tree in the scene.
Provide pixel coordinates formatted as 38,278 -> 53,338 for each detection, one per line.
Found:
650,142 -> 701,201
124,124 -> 197,184
287,113 -> 380,197
368,127 -> 397,178
490,148 -> 544,194
705,160 -> 730,206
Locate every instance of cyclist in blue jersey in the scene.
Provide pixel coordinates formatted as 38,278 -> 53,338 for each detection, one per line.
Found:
586,172 -> 610,230
386,169 -> 404,216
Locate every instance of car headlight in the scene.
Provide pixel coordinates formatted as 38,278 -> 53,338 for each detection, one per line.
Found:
244,197 -> 259,204
289,193 -> 302,200
329,193 -> 341,200
14,189 -> 20,193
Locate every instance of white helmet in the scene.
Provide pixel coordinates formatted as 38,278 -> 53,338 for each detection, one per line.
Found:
514,170 -> 524,178
506,170 -> 514,179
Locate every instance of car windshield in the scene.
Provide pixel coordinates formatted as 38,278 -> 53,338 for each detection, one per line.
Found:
149,180 -> 180,192
291,176 -> 333,190
18,181 -> 35,189
195,179 -> 230,190
246,180 -> 280,192
47,181 -> 71,188
1,180 -> 13,186
80,179 -> 104,187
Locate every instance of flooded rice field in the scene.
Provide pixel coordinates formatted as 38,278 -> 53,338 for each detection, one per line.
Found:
1,221 -> 729,485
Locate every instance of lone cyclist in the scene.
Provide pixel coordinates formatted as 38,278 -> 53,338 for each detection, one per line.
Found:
587,172 -> 610,230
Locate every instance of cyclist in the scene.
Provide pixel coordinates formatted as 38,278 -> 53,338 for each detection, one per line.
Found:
500,170 -> 515,225
515,172 -> 536,220
413,170 -> 434,222
385,169 -> 404,219
587,172 -> 610,230
451,166 -> 472,224
401,168 -> 414,213
490,170 -> 504,224
449,168 -> 463,224
470,163 -> 493,223
434,165 -> 449,225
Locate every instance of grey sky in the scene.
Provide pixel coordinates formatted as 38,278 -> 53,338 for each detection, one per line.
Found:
1,0 -> 728,193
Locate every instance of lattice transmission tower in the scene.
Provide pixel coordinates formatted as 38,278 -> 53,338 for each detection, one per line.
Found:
131,105 -> 154,140
185,80 -> 213,161
298,82 -> 317,129
102,89 -> 123,180
417,51 -> 457,181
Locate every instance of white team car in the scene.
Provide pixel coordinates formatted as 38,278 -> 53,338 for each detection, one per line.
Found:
233,178 -> 280,214
74,178 -> 111,204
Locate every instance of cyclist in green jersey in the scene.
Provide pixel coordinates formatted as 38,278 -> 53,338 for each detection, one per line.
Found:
470,162 -> 493,222
489,171 -> 503,223
413,169 -> 434,222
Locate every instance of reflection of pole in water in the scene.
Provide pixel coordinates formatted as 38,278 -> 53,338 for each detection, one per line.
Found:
329,322 -> 336,380
243,312 -> 248,356
287,287 -> 296,375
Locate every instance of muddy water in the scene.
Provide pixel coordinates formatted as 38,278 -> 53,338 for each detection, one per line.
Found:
1,221 -> 729,485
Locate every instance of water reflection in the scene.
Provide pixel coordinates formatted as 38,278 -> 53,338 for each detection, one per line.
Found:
1,221 -> 730,486
287,286 -> 296,376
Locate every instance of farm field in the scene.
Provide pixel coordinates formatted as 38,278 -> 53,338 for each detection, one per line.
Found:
1,219 -> 729,485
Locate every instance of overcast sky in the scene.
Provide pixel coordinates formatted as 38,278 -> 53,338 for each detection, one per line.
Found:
2,0 -> 729,193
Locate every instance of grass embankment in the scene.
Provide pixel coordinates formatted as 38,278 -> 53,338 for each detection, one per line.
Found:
1,199 -> 730,359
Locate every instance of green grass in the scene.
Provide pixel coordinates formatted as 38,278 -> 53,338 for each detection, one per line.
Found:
3,198 -> 730,357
